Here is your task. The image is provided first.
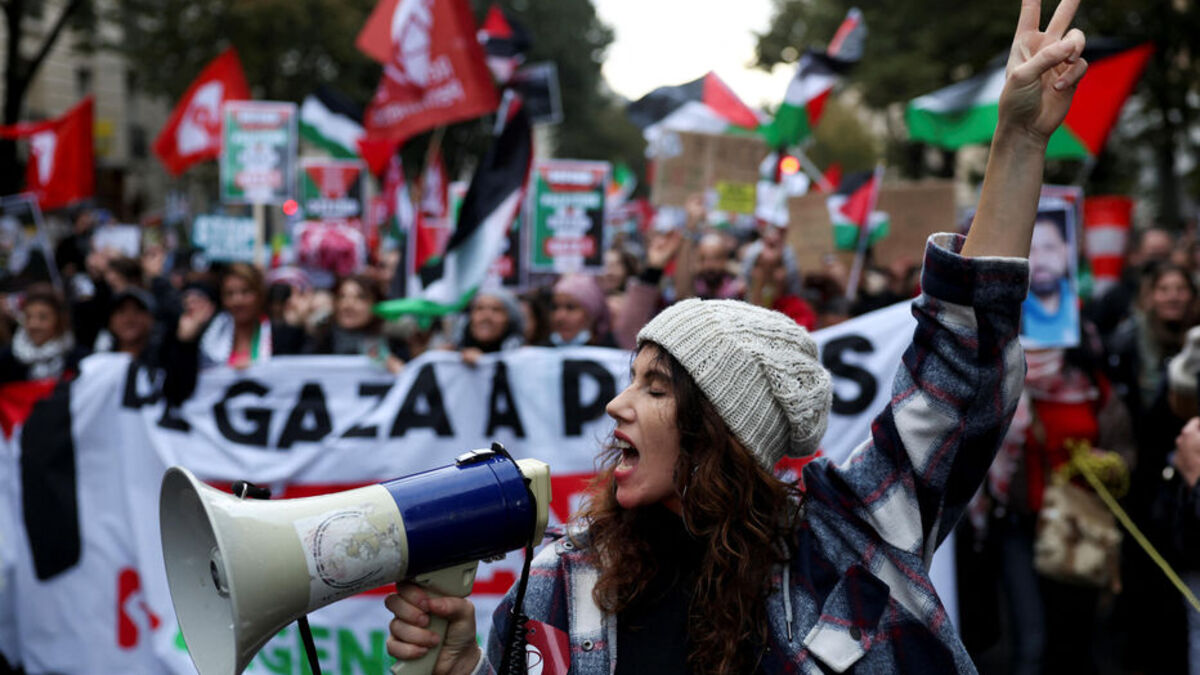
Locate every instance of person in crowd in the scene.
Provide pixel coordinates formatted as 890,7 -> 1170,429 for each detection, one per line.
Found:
545,274 -> 617,348
518,288 -> 551,347
1164,413 -> 1200,675
0,284 -> 88,383
599,246 -> 641,327
449,288 -> 526,366
162,263 -> 309,404
668,194 -> 744,302
1108,262 -> 1197,446
1106,260 -> 1197,673
384,2 -> 1087,671
91,288 -> 162,365
1086,226 -> 1174,338
978,331 -> 1133,675
742,224 -> 816,329
312,274 -> 405,373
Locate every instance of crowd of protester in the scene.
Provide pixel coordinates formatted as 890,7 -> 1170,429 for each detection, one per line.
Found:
2,197 -> 1200,674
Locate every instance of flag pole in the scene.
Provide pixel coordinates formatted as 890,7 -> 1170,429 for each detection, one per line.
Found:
844,162 -> 885,300
793,143 -> 834,193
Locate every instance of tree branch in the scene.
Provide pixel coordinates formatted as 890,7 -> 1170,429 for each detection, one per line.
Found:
22,0 -> 86,86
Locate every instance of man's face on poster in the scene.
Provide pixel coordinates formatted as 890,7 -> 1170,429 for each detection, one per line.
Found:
1029,218 -> 1069,298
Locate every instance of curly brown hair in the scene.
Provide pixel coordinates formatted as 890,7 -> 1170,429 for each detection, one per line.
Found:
577,343 -> 803,674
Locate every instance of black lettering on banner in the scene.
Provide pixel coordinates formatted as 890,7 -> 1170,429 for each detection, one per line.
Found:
277,383 -> 333,448
343,383 -> 394,439
121,363 -> 162,409
158,404 -> 191,432
390,364 -> 453,437
486,361 -> 525,438
821,335 -> 878,416
562,360 -> 616,436
213,380 -> 272,448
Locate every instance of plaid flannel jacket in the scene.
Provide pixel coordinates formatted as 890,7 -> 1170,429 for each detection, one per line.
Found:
476,233 -> 1029,674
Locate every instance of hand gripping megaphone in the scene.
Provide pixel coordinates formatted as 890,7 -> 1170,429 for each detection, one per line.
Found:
160,445 -> 550,675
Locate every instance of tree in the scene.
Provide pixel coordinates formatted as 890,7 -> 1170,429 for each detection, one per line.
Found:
0,0 -> 97,194
756,0 -> 1198,226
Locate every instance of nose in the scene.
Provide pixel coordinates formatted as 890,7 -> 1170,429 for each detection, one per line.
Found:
605,385 -> 633,423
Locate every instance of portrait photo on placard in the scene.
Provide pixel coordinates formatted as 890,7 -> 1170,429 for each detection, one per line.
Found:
1021,199 -> 1080,348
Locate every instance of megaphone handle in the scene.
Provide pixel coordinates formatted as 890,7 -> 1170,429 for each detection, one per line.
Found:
390,612 -> 448,675
390,562 -> 479,675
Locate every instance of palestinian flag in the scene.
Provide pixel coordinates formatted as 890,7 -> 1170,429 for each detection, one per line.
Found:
376,95 -> 533,319
907,41 -> 1154,159
300,86 -> 364,159
826,169 -> 888,250
627,71 -> 761,133
759,8 -> 864,149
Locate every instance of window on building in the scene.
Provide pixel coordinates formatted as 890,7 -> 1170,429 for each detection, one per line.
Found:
75,67 -> 92,96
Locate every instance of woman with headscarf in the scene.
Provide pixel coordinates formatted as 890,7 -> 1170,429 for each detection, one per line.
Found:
453,288 -> 525,366
545,274 -> 617,348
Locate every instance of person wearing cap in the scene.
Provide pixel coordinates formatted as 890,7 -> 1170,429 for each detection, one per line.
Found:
95,287 -> 161,364
384,2 -> 1087,671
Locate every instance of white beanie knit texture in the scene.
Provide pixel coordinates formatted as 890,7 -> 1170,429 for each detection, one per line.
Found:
637,298 -> 832,468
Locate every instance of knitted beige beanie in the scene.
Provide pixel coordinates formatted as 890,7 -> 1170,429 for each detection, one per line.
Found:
637,298 -> 832,467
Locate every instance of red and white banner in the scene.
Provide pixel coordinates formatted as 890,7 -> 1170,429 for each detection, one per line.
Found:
358,0 -> 498,143
152,48 -> 251,176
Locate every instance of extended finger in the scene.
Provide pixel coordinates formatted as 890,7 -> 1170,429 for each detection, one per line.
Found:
1045,0 -> 1080,39
1016,0 -> 1042,35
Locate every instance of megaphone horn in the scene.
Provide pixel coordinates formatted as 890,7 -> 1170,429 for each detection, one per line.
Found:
160,445 -> 551,675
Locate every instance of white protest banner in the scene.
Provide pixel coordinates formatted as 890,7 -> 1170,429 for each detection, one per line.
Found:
8,348 -> 630,674
4,301 -> 970,674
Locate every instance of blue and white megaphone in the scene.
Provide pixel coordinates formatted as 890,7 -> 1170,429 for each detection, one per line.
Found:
160,446 -> 550,675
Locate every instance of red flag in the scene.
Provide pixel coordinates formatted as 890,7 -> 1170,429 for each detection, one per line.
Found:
5,97 -> 95,210
152,48 -> 251,176
358,0 -> 498,143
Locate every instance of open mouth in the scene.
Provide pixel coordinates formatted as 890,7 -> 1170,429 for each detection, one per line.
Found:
614,437 -> 639,470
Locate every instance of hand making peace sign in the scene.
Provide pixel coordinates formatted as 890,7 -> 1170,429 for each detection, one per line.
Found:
999,0 -> 1088,144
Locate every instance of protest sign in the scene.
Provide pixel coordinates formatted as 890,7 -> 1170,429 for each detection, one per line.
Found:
298,158 -> 366,222
220,101 -> 298,205
91,224 -> 142,258
0,194 -> 56,288
528,160 -> 609,273
191,215 -> 256,262
785,192 -> 837,274
650,131 -> 765,214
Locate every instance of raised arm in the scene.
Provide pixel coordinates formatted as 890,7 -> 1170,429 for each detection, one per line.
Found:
962,0 -> 1087,259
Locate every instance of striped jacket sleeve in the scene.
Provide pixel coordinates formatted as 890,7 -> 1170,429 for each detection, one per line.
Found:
816,233 -> 1028,567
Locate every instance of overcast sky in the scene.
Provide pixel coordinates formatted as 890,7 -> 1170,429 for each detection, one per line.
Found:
590,0 -> 796,108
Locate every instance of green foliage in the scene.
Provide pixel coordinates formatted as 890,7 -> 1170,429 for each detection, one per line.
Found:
807,99 -> 881,174
111,0 -> 380,104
